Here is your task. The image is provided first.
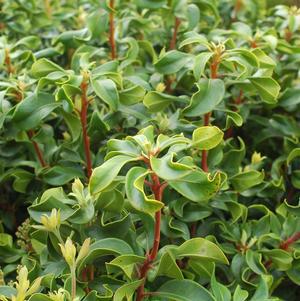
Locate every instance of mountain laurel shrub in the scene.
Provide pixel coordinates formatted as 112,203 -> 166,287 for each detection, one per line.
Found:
0,0 -> 300,300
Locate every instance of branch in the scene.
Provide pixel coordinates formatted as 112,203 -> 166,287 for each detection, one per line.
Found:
109,0 -> 117,59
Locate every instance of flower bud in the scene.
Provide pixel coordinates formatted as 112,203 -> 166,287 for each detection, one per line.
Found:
76,238 -> 91,264
40,209 -> 61,232
59,237 -> 76,268
251,151 -> 266,164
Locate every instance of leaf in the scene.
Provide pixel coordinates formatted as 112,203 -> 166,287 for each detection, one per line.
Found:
31,58 -> 65,78
12,93 -> 59,130
233,285 -> 248,301
78,238 -> 134,272
261,249 -> 292,271
168,171 -> 222,202
136,0 -> 167,9
175,238 -> 229,264
157,279 -> 216,301
95,189 -> 124,213
41,166 -> 83,186
125,167 -> 163,215
230,170 -> 264,192
119,85 -> 145,105
143,91 -> 181,112
155,249 -> 184,280
287,260 -> 300,285
183,79 -> 225,116
89,155 -> 140,195
245,250 -> 266,275
287,148 -> 300,165
249,77 -> 280,104
91,78 -> 119,111
211,273 -> 231,301
150,153 -> 194,181
193,52 -> 213,80
0,286 -> 17,298
107,255 -> 145,279
155,50 -> 191,74
113,280 -> 143,301
279,88 -> 300,107
250,276 -> 272,301
192,126 -> 224,150
28,294 -> 53,301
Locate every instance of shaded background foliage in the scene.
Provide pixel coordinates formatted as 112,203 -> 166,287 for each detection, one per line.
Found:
0,0 -> 299,301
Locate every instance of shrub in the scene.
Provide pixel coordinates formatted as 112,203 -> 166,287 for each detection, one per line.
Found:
0,1 -> 300,300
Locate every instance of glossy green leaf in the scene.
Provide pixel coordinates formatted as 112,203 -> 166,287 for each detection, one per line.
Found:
125,167 -> 163,215
89,155 -> 140,195
175,238 -> 228,264
249,77 -> 280,104
155,50 -> 191,75
183,79 -> 225,116
192,126 -> 224,150
157,279 -> 216,301
92,78 -> 119,111
31,58 -> 65,78
12,93 -> 59,130
230,170 -> 264,192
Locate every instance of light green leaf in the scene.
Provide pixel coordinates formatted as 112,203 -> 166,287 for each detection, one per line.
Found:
155,250 -> 184,280
113,280 -> 143,301
287,148 -> 300,165
175,238 -> 229,264
78,238 -> 134,272
169,171 -> 222,202
233,285 -> 248,301
107,255 -> 145,279
230,170 -> 264,192
249,77 -> 280,104
150,153 -> 194,181
31,58 -> 65,78
194,52 -> 213,80
245,250 -> 266,275
143,91 -> 181,112
125,167 -> 163,215
192,126 -> 224,150
89,155 -> 140,195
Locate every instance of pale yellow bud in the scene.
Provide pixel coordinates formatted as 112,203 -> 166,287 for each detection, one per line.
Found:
40,209 -> 61,232
15,266 -> 30,299
59,237 -> 76,268
25,277 -> 41,297
155,82 -> 166,92
62,132 -> 71,141
48,288 -> 66,301
251,151 -> 266,164
76,238 -> 91,264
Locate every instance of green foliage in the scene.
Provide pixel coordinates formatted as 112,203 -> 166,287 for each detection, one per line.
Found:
0,0 -> 300,301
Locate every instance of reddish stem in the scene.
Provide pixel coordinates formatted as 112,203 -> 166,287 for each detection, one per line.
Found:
136,168 -> 167,301
80,79 -> 92,179
4,49 -> 14,75
169,17 -> 181,50
232,0 -> 243,21
28,130 -> 47,167
280,232 -> 300,250
165,17 -> 181,93
81,268 -> 90,294
109,0 -> 117,59
285,29 -> 293,43
250,40 -> 258,48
